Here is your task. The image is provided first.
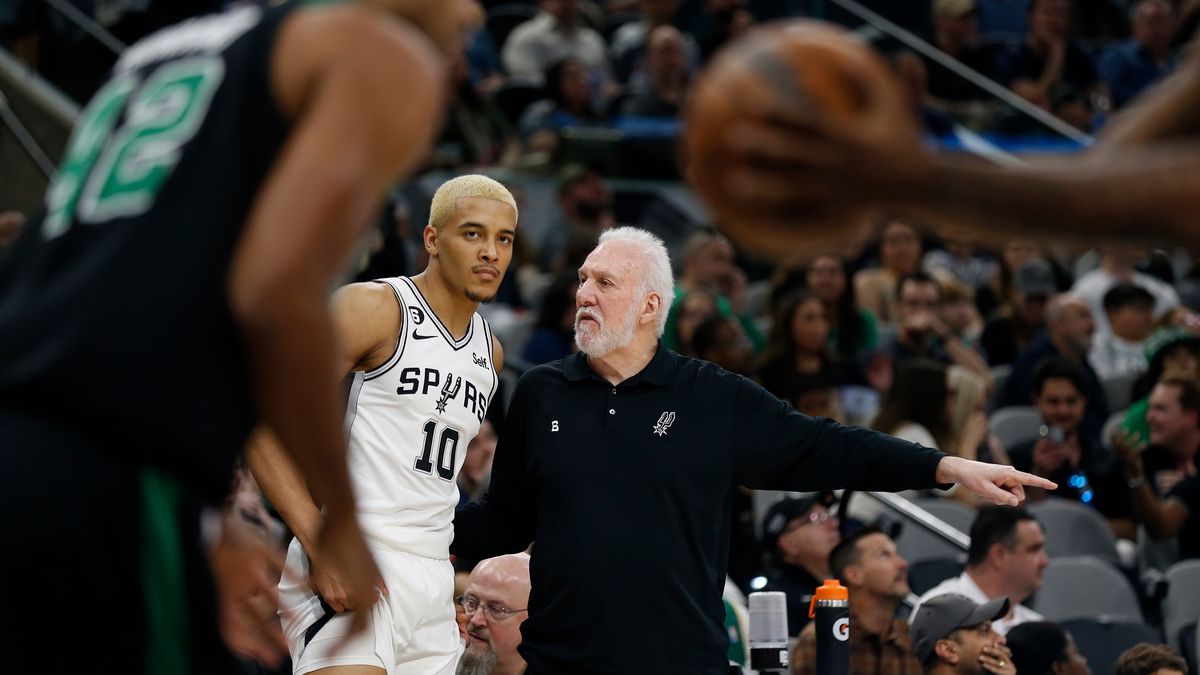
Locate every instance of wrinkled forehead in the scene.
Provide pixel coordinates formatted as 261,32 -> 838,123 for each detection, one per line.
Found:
581,242 -> 639,278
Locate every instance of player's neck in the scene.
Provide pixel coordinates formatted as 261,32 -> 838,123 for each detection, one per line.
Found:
586,335 -> 658,386
411,271 -> 478,338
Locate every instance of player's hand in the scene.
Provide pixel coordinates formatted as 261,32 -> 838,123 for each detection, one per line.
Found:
209,515 -> 289,667
311,512 -> 386,620
936,455 -> 1057,506
980,643 -> 1015,675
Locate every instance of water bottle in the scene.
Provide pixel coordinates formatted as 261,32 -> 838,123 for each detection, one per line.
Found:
808,579 -> 850,675
748,591 -> 790,672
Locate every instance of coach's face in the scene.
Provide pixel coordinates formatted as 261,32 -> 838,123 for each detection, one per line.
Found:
575,242 -> 644,357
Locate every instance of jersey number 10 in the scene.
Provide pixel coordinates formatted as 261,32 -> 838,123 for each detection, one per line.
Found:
415,420 -> 460,482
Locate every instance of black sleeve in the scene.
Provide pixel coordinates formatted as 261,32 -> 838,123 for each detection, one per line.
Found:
729,373 -> 946,491
1167,476 -> 1199,514
451,374 -> 537,560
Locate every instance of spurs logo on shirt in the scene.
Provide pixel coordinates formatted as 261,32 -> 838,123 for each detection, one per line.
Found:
343,276 -> 497,557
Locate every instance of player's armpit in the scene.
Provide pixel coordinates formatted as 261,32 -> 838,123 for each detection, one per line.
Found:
330,282 -> 405,375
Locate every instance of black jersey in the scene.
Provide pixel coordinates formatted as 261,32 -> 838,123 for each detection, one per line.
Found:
0,2 -> 298,499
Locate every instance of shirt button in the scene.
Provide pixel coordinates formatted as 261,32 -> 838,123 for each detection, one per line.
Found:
612,388 -> 617,394
609,409 -> 615,415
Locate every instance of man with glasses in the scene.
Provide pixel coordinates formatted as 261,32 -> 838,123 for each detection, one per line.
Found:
892,272 -> 991,381
456,553 -> 531,675
759,492 -> 841,635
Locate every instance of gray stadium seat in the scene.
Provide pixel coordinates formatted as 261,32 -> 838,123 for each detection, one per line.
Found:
1060,619 -> 1162,675
1163,560 -> 1200,650
908,557 -> 965,596
1101,372 -> 1138,413
1030,556 -> 1142,622
988,406 -> 1043,450
893,499 -> 973,565
1184,622 -> 1199,675
1028,499 -> 1121,566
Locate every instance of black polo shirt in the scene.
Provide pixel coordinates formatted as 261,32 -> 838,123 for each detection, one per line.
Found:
452,343 -> 946,675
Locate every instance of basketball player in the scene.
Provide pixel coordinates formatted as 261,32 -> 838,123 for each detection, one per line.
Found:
720,33 -> 1200,246
247,175 -> 515,675
0,0 -> 476,671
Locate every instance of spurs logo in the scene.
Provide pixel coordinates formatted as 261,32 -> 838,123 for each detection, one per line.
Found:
652,411 -> 676,437
472,352 -> 488,369
435,373 -> 461,413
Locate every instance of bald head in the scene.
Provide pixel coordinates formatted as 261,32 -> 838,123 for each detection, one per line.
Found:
1046,294 -> 1095,356
460,554 -> 531,675
645,25 -> 687,84
471,553 -> 531,592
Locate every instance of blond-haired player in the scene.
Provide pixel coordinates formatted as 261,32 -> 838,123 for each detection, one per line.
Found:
248,174 -> 517,675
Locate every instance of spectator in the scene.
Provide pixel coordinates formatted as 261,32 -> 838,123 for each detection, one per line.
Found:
670,287 -> 720,357
893,50 -> 958,137
518,59 -> 609,161
1000,294 -> 1111,446
610,0 -> 699,85
1090,283 -> 1157,380
876,360 -> 990,472
1098,0 -> 1176,107
949,365 -> 1011,471
855,220 -> 924,325
663,229 -> 763,352
913,506 -> 1048,635
924,234 -> 998,291
939,279 -> 985,352
459,420 -> 498,506
983,240 -> 1067,320
1009,357 -> 1135,537
1072,246 -> 1181,336
618,25 -> 690,117
1123,327 -> 1200,444
466,25 -> 507,100
792,527 -> 922,675
910,593 -> 1015,674
800,253 -> 879,363
790,373 -> 843,420
759,290 -> 865,401
760,493 -> 841,636
435,50 -> 520,169
695,0 -> 755,62
537,163 -> 615,273
1115,644 -> 1189,675
925,0 -> 1005,105
0,211 -> 27,254
457,553 -> 532,675
693,315 -> 755,377
891,272 -> 992,381
1002,0 -> 1108,120
1128,375 -> 1200,498
501,0 -> 610,88
521,271 -> 578,365
1006,621 -> 1092,675
981,259 -> 1055,367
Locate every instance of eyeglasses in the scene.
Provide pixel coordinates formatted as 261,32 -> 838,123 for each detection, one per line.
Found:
455,595 -> 528,622
784,511 -> 837,533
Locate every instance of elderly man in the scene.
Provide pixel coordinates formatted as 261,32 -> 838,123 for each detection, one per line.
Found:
452,226 -> 1053,674
760,492 -> 841,635
458,554 -> 531,675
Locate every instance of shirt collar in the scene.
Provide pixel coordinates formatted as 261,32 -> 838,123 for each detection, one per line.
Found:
563,341 -> 676,387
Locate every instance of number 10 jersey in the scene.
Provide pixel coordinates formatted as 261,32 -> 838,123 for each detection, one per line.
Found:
347,276 -> 498,558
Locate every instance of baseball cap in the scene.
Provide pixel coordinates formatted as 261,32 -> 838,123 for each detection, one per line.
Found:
910,593 -> 1009,664
762,492 -> 837,547
1012,259 -> 1056,296
932,0 -> 977,18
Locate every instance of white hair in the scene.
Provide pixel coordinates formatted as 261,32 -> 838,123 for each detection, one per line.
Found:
597,226 -> 676,336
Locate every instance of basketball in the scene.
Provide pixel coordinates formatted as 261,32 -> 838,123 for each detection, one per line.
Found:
683,20 -> 903,264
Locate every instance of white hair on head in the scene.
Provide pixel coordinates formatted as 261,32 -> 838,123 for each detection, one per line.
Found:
597,226 -> 675,336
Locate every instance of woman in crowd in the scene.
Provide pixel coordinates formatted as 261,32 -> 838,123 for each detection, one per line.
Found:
758,290 -> 863,400
853,219 -> 923,325
519,57 -> 607,159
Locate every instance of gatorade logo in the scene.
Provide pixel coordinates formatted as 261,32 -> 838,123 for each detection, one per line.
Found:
833,617 -> 850,642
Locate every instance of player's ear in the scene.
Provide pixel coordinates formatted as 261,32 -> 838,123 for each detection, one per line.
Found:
423,224 -> 439,257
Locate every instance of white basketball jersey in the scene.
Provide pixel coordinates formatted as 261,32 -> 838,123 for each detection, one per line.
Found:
345,276 -> 497,558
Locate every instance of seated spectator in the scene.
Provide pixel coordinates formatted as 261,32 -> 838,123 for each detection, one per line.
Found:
1123,327 -> 1200,444
910,593 -> 1014,674
913,506 -> 1047,635
1008,357 -> 1135,538
893,50 -> 958,137
789,374 -> 843,420
1072,246 -> 1180,336
1006,621 -> 1092,675
1090,283 -> 1156,380
610,0 -> 699,85
459,420 -> 498,506
938,279 -> 984,353
949,365 -> 1010,468
760,493 -> 841,636
618,25 -> 690,117
502,0 -> 610,88
695,0 -> 755,62
663,229 -> 763,352
466,21 -> 507,100
521,271 -> 578,365
692,315 -> 755,377
1115,643 -> 1189,675
759,290 -> 865,401
981,259 -> 1054,367
1137,375 -> 1200,496
1098,0 -> 1176,109
457,553 -> 531,675
891,272 -> 991,382
876,360 -> 991,471
1000,294 -> 1110,447
801,253 -> 879,363
855,220 -> 924,325
434,50 -> 520,170
537,164 -> 616,273
519,59 -> 610,160
792,527 -> 922,674
1001,0 -> 1108,122
669,287 -> 720,357
982,240 -> 1065,321
924,234 -> 998,292
925,0 -> 1005,105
